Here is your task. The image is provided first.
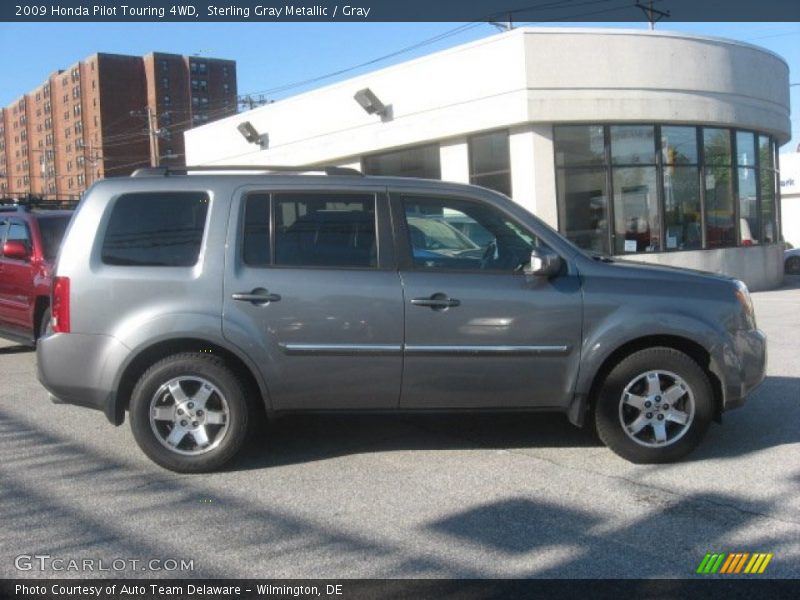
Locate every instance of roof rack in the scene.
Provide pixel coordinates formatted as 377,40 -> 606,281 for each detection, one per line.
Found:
130,165 -> 364,177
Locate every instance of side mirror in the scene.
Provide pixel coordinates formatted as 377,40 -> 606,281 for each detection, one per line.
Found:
525,247 -> 562,277
2,240 -> 31,261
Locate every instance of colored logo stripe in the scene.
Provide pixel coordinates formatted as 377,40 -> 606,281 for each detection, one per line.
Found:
697,553 -> 773,574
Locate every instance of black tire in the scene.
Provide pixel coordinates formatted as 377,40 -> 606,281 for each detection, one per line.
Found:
786,256 -> 800,275
37,306 -> 51,341
594,347 -> 713,464
129,353 -> 253,473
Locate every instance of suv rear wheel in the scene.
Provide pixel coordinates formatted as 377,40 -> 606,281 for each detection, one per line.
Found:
594,347 -> 713,463
129,353 -> 252,472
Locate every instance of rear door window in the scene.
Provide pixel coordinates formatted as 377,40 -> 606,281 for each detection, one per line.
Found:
273,193 -> 377,268
102,192 -> 209,266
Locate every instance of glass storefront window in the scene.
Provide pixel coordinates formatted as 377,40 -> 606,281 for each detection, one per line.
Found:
469,130 -> 511,197
610,125 -> 655,165
554,125 -> 779,255
554,125 -> 605,167
703,128 -> 732,166
664,166 -> 702,250
760,169 -> 777,243
612,167 -> 660,253
759,135 -> 774,170
737,168 -> 759,245
556,168 -> 609,255
704,165 -> 735,248
662,126 -> 698,165
362,143 -> 441,179
736,131 -> 756,168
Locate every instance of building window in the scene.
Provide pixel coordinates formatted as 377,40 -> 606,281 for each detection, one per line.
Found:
554,124 -> 780,255
703,128 -> 735,249
736,131 -> 758,245
759,135 -> 777,243
161,77 -> 169,89
362,143 -> 441,179
160,59 -> 169,72
163,95 -> 171,106
662,126 -> 701,250
468,130 -> 511,197
610,126 -> 660,253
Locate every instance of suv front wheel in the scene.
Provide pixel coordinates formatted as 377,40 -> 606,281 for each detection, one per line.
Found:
594,347 -> 713,463
129,353 -> 252,472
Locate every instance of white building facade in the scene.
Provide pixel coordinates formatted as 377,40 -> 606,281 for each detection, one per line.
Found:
185,28 -> 791,290
780,152 -> 800,248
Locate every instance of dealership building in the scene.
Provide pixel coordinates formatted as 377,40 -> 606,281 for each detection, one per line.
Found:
185,28 -> 791,290
780,152 -> 800,248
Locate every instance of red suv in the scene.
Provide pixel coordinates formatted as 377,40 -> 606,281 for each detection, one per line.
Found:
0,203 -> 73,346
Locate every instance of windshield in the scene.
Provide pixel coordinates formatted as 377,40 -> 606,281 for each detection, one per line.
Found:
38,216 -> 71,261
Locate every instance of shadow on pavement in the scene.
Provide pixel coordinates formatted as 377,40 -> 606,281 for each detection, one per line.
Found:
691,376 -> 800,462
0,404 -> 797,578
234,411 -> 601,471
426,492 -> 797,577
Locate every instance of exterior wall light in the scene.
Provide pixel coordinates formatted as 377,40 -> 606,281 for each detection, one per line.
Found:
354,88 -> 392,120
237,121 -> 269,149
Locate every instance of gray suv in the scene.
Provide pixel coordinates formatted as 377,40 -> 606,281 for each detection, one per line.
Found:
37,166 -> 766,472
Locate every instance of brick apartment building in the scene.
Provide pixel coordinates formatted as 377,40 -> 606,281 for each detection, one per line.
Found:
0,52 -> 237,201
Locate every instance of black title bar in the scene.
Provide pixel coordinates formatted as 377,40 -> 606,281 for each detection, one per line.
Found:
2,0 -> 800,22
3,579 -> 800,600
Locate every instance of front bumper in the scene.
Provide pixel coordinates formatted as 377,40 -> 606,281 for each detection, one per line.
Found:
37,332 -> 130,424
713,328 -> 767,411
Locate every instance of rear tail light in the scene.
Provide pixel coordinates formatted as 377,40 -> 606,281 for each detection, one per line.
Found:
52,276 -> 70,333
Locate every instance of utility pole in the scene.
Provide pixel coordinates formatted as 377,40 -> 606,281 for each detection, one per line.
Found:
147,106 -> 159,167
130,107 -> 162,167
489,14 -> 513,32
635,1 -> 670,30
237,95 -> 269,111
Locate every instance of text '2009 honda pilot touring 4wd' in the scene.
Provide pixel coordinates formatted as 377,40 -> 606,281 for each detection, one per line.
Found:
37,166 -> 766,472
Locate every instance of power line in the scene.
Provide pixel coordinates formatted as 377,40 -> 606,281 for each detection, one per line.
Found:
234,0 -> 649,102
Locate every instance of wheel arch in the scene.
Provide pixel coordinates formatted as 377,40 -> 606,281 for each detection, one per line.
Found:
110,337 -> 270,426
575,335 -> 723,427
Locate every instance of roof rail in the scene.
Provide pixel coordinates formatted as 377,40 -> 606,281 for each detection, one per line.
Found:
0,199 -> 77,212
130,165 -> 364,177
0,204 -> 27,213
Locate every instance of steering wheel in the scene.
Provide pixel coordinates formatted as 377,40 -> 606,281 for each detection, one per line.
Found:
480,240 -> 498,270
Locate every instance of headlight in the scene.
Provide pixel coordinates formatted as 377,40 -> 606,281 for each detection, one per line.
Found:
734,280 -> 755,323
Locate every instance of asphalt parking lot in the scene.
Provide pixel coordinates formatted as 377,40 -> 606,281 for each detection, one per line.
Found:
0,278 -> 798,580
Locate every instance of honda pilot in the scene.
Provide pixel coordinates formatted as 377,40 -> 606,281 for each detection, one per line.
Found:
37,166 -> 766,472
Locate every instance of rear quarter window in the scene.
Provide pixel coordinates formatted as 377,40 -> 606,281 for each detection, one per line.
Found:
101,192 -> 209,266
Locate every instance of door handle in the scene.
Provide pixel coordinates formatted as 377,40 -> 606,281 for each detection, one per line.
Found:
231,288 -> 281,305
411,293 -> 461,310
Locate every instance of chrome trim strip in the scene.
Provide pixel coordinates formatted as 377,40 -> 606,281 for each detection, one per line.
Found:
280,343 -> 403,356
279,343 -> 569,357
404,345 -> 570,356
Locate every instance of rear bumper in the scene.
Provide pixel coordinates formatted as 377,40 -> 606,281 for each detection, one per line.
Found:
714,328 -> 767,411
37,332 -> 130,424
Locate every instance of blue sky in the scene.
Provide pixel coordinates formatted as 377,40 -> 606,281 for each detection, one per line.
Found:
1,21 -> 798,150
